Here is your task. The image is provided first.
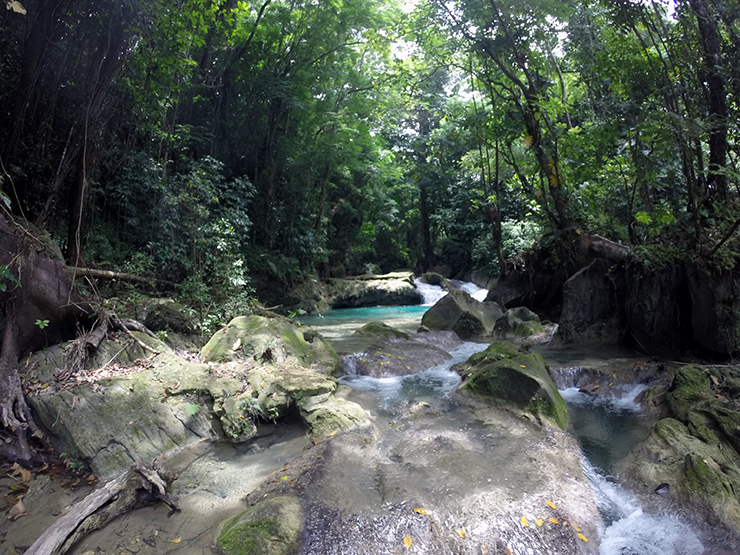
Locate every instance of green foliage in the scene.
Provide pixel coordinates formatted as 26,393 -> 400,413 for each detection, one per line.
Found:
0,265 -> 20,292
35,319 -> 50,330
184,402 -> 201,416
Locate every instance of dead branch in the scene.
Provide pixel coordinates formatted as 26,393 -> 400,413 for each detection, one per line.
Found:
66,267 -> 175,287
25,462 -> 178,555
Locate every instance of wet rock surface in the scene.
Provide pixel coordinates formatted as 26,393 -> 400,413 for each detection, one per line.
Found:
421,289 -> 503,339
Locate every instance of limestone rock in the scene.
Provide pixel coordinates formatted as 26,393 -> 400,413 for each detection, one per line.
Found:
349,335 -> 454,378
493,306 -> 541,337
454,342 -> 568,430
558,259 -> 624,344
623,365 -> 740,536
200,315 -> 342,377
327,272 -> 423,308
218,496 -> 303,555
421,290 -> 503,339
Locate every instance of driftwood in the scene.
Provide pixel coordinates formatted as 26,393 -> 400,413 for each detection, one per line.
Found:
25,461 -> 178,555
67,266 -> 175,287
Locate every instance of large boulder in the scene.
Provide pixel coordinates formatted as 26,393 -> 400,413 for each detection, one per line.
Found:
623,263 -> 691,356
686,265 -> 740,355
421,290 -> 503,339
622,365 -> 740,537
326,272 -> 423,308
200,314 -> 342,376
139,298 -> 198,334
454,342 -> 568,430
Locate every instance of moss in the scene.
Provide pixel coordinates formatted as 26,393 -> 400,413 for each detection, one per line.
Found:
217,496 -> 303,555
219,519 -> 279,555
354,321 -> 411,339
514,320 -> 543,337
456,344 -> 567,430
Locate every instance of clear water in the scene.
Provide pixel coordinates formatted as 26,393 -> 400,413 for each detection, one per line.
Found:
339,341 -> 489,412
328,303 -> 707,554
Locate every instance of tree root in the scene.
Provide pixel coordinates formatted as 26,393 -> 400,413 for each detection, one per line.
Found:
25,461 -> 178,555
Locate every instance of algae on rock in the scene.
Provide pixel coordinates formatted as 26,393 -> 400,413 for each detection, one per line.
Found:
454,342 -> 568,430
218,496 -> 303,555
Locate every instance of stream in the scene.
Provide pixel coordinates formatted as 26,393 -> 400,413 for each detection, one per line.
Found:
299,280 -> 708,554
16,280 -> 718,554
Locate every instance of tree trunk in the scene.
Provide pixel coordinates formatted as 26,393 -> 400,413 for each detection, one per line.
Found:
689,0 -> 728,201
0,214 -> 90,464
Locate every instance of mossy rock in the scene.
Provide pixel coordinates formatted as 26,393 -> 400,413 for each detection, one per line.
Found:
354,321 -> 411,340
420,272 -> 449,288
421,290 -> 503,339
218,496 -> 303,555
142,298 -> 197,334
494,306 -> 540,337
455,342 -> 567,430
200,315 -> 341,376
297,387 -> 372,440
514,320 -> 544,337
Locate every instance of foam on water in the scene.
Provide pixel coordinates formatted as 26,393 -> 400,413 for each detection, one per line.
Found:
413,277 -> 489,305
339,341 -> 488,410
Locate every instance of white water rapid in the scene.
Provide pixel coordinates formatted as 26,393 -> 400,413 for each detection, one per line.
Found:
413,277 -> 489,305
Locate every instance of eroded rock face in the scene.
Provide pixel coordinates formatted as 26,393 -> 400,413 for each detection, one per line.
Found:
25,316 -> 367,478
421,290 -> 503,339
622,365 -> 740,537
493,306 -> 543,338
453,342 -> 568,430
326,272 -> 423,308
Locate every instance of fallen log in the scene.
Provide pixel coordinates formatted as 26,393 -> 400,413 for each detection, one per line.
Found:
25,461 -> 178,555
66,267 -> 175,287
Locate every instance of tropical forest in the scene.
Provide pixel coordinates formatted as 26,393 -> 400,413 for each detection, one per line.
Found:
1,0 -> 739,553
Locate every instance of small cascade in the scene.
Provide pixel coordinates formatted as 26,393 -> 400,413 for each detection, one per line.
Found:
456,280 -> 489,301
566,387 -> 705,554
583,459 -> 704,554
413,277 -> 447,305
340,353 -> 364,376
413,277 -> 489,305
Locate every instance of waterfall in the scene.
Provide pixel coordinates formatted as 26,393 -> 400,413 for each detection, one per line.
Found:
413,277 -> 489,306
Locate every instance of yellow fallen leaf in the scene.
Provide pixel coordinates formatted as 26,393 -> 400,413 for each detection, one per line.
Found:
413,508 -> 427,515
328,430 -> 338,437
545,501 -> 557,510
572,524 -> 581,532
577,533 -> 588,542
535,519 -> 543,527
457,528 -> 467,538
505,548 -> 512,555
549,517 -> 559,524
280,476 -> 289,481
481,543 -> 488,555
520,516 -> 529,527
403,535 -> 412,548
169,538 -> 181,543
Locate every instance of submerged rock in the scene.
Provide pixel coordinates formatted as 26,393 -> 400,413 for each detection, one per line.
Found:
421,289 -> 503,339
353,321 -> 411,340
454,342 -> 568,430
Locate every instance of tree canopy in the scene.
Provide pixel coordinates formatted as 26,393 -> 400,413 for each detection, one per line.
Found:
1,0 -> 738,311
